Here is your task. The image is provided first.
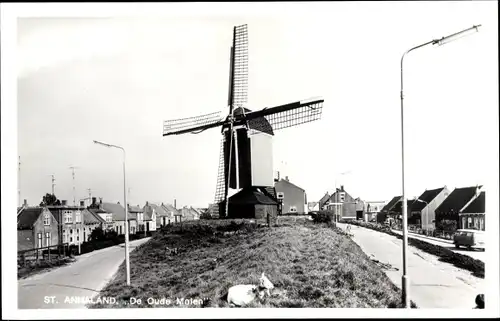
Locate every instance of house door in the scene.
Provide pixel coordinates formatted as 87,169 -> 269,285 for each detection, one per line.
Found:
146,223 -> 150,232
119,225 -> 122,235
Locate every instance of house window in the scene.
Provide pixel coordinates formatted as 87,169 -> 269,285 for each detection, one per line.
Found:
70,229 -> 73,234
63,233 -> 67,243
45,232 -> 51,247
63,210 -> 73,224
75,211 -> 81,223
37,233 -> 42,248
289,206 -> 297,213
43,213 -> 51,226
70,236 -> 73,243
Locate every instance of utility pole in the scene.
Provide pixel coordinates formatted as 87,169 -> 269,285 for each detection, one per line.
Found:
87,188 -> 92,207
49,174 -> 56,195
69,166 -> 80,206
18,156 -> 21,208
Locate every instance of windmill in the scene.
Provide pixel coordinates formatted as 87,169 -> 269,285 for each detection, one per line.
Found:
162,24 -> 324,218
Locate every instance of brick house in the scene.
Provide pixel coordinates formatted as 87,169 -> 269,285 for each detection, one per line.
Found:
47,201 -> 87,246
435,185 -> 482,230
274,176 -> 308,214
326,186 -> 359,221
459,191 -> 485,231
18,207 -> 59,251
318,192 -> 331,211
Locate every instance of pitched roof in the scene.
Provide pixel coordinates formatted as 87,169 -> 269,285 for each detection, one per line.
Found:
161,203 -> 179,216
461,191 -> 485,214
410,187 -> 445,212
101,202 -> 136,221
436,186 -> 482,214
275,178 -> 305,192
18,207 -> 49,229
229,187 -> 278,205
82,208 -> 106,224
128,205 -> 143,213
391,199 -> 418,214
318,192 -> 330,205
381,196 -> 402,213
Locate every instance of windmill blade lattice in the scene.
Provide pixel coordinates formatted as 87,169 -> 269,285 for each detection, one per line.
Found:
214,135 -> 227,204
228,24 -> 249,110
245,99 -> 324,134
163,110 -> 225,136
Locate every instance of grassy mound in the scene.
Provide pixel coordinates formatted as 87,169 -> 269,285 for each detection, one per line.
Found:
89,218 -> 416,308
343,220 -> 484,278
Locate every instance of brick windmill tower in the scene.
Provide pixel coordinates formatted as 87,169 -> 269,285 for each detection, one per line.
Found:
163,24 -> 324,219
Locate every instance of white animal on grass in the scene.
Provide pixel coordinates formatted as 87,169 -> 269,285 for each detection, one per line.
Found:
227,272 -> 275,307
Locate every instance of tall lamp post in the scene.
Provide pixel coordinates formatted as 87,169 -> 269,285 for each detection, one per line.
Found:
94,140 -> 131,286
399,24 -> 480,308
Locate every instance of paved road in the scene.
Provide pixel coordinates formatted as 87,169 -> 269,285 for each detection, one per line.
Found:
391,229 -> 485,262
337,223 -> 484,309
18,237 -> 151,309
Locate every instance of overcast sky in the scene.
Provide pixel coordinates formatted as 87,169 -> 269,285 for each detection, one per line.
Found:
10,2 -> 499,208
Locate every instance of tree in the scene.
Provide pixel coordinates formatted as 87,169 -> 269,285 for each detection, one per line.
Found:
89,227 -> 106,242
39,193 -> 61,206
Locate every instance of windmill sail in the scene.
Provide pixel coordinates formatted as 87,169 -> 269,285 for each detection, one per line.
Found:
228,24 -> 249,112
163,110 -> 225,136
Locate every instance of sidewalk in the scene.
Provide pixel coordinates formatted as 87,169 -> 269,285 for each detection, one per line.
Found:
392,229 -> 453,244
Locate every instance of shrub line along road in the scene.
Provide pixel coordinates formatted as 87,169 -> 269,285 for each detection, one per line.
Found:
337,222 -> 484,309
18,237 -> 151,309
390,229 -> 485,262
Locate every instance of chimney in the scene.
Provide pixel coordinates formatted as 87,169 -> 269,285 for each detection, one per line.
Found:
99,198 -> 103,204
23,199 -> 27,206
174,199 -> 177,209
285,176 -> 289,181
80,200 -> 84,207
61,200 -> 67,206
341,185 -> 344,191
146,201 -> 149,206
92,197 -> 96,205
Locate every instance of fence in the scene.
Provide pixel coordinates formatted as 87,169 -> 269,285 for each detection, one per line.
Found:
392,224 -> 457,240
17,243 -> 71,267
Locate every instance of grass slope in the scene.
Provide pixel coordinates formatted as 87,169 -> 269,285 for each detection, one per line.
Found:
89,218 -> 415,308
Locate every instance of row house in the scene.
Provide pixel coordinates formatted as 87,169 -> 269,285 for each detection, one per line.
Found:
459,191 -> 485,231
435,185 -> 482,230
101,202 -> 137,236
144,202 -> 172,227
129,204 -> 156,233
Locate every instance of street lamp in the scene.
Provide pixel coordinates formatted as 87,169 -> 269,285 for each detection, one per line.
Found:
93,140 -> 131,286
399,24 -> 480,308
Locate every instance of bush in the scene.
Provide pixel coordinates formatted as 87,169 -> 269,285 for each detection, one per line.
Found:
311,211 -> 334,224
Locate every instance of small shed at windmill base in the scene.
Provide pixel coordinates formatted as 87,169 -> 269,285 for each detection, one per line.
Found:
220,186 -> 278,221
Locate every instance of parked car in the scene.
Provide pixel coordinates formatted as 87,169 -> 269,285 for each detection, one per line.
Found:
453,229 -> 485,250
